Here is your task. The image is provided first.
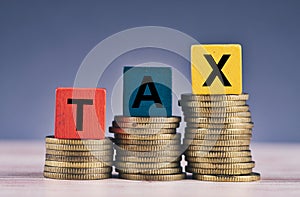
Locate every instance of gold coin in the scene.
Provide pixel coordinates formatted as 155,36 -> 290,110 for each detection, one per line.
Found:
45,136 -> 112,145
119,173 -> 186,181
46,149 -> 113,157
184,133 -> 252,140
116,144 -> 181,151
186,156 -> 252,163
183,139 -> 250,146
184,117 -> 251,124
184,150 -> 251,158
115,156 -> 181,163
184,111 -> 251,118
116,168 -> 182,175
181,93 -> 249,101
192,172 -> 261,182
114,116 -> 181,123
186,167 -> 252,175
109,127 -> 176,135
112,121 -> 179,129
114,133 -> 181,140
43,172 -> 111,180
44,165 -> 112,174
188,161 -> 255,169
116,150 -> 182,157
115,162 -> 180,169
46,143 -> 112,151
45,160 -> 112,168
186,123 -> 254,129
186,145 -> 250,152
45,154 -> 113,162
185,128 -> 252,135
179,100 -> 246,107
182,105 -> 250,113
115,139 -> 180,145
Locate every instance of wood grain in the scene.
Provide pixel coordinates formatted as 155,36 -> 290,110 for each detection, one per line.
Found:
0,141 -> 299,197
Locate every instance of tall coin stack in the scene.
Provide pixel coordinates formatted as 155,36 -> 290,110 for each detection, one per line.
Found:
110,116 -> 186,181
43,136 -> 114,180
179,93 -> 261,182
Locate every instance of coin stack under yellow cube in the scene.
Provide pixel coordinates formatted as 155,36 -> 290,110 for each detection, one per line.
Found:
110,116 -> 186,181
179,94 -> 260,182
43,136 -> 114,180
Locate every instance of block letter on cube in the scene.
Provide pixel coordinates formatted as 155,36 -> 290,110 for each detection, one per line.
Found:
191,44 -> 242,94
55,88 -> 106,139
123,67 -> 172,117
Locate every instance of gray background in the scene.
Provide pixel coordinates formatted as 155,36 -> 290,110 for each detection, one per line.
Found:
0,0 -> 299,142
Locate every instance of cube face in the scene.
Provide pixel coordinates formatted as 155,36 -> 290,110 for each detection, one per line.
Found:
191,44 -> 242,94
55,88 -> 106,139
123,67 -> 172,117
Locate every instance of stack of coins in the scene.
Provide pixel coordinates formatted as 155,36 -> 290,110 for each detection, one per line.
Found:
110,116 -> 186,181
179,93 -> 260,182
43,136 -> 113,180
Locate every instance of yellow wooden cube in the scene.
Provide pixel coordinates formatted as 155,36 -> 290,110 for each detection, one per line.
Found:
191,44 -> 242,94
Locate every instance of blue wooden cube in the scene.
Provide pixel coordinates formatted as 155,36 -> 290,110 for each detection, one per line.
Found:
123,67 -> 172,117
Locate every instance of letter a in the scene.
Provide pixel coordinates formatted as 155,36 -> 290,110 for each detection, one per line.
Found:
132,76 -> 163,108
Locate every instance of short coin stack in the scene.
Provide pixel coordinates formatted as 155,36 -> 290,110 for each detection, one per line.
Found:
44,136 -> 113,180
110,116 -> 186,181
179,93 -> 260,182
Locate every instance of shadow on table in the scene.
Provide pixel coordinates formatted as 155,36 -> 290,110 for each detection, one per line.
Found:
0,171 -> 197,181
0,172 -> 44,178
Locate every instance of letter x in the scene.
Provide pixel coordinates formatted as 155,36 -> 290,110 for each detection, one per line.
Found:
203,54 -> 231,86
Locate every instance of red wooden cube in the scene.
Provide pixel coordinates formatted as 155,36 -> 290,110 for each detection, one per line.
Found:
54,88 -> 106,139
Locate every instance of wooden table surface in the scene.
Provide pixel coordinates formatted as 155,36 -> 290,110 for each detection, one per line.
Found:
0,141 -> 299,197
